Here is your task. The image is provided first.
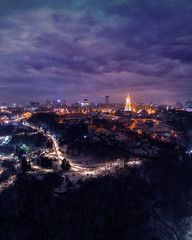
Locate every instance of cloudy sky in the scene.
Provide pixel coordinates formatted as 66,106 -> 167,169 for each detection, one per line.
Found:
0,0 -> 192,104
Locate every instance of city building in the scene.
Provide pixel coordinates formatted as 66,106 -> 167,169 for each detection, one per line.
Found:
82,99 -> 89,107
56,99 -> 61,106
72,102 -> 81,108
185,100 -> 192,110
52,99 -> 67,112
105,96 -> 109,105
45,99 -> 52,108
90,103 -> 95,108
0,102 -> 7,110
62,100 -> 66,107
174,101 -> 183,109
52,100 -> 62,107
29,102 -> 40,110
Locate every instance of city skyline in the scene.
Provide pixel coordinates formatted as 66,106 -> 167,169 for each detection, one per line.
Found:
0,1 -> 192,104
0,93 -> 192,106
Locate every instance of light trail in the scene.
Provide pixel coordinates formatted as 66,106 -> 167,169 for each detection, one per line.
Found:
0,122 -> 143,193
0,175 -> 16,193
30,124 -> 120,175
28,123 -> 143,178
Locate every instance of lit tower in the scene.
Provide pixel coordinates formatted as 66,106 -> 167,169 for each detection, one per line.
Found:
125,93 -> 132,112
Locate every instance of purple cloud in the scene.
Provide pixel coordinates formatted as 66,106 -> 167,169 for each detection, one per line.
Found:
0,1 -> 191,104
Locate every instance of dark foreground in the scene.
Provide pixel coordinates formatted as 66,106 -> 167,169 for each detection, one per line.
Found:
0,155 -> 192,240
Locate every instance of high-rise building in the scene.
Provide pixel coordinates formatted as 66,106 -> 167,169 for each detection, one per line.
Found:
0,102 -> 7,109
124,93 -> 132,112
56,99 -> 61,106
82,99 -> 89,107
105,96 -> 109,105
185,100 -> 192,109
29,102 -> 40,109
90,103 -> 95,108
62,100 -> 66,107
52,99 -> 66,108
72,102 -> 81,108
45,99 -> 52,108
174,101 -> 183,109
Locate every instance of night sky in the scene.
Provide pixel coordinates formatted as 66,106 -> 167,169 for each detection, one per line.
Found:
0,0 -> 192,104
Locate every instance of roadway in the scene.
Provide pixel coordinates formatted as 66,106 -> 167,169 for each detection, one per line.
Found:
27,123 -> 138,177
0,123 -> 142,193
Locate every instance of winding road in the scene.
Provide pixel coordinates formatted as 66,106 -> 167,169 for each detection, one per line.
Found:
0,123 -> 141,192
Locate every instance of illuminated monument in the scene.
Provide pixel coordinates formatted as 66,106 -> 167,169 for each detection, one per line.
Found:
125,93 -> 132,112
124,93 -> 132,116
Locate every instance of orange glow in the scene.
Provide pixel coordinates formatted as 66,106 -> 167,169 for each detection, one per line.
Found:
22,112 -> 32,118
137,129 -> 142,134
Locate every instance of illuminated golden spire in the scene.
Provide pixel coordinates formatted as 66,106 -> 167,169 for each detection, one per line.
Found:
125,93 -> 132,111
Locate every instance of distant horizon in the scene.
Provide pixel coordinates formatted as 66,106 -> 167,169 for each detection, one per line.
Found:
0,95 -> 191,107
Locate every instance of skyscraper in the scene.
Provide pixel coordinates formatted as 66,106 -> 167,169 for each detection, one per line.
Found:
185,100 -> 192,110
45,99 -> 51,108
82,99 -> 89,107
105,96 -> 109,105
29,102 -> 40,109
0,102 -> 7,110
62,100 -> 66,107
